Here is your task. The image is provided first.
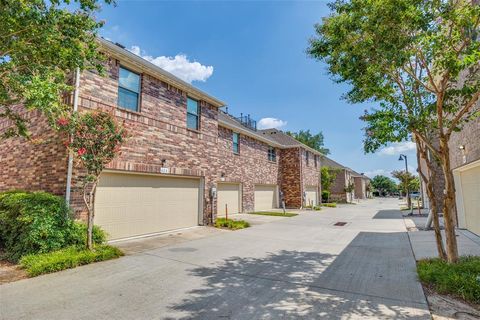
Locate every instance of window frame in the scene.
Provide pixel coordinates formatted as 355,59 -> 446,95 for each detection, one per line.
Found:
268,146 -> 277,162
232,132 -> 240,154
306,150 -> 310,165
117,65 -> 141,112
186,97 -> 200,130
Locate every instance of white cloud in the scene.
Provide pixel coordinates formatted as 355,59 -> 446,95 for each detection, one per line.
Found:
129,46 -> 213,84
378,141 -> 416,156
257,118 -> 288,130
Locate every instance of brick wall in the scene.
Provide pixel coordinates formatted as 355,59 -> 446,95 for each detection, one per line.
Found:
279,148 -> 302,208
354,177 -> 366,199
0,107 -> 68,196
300,149 -> 321,206
330,169 -> 348,202
217,126 -> 280,212
449,105 -> 480,169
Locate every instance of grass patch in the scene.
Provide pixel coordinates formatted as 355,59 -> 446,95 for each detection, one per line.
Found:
215,218 -> 250,230
417,256 -> 480,304
321,203 -> 337,208
249,211 -> 298,217
19,245 -> 124,277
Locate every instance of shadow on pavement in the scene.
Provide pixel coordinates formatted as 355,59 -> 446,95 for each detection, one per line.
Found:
373,209 -> 403,219
167,232 -> 429,319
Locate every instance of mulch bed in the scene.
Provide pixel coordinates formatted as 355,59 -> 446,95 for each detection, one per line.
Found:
0,260 -> 27,284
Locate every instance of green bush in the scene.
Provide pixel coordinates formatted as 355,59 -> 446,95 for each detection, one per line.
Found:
321,190 -> 330,202
68,222 -> 107,247
313,205 -> 322,211
250,211 -> 298,217
0,190 -> 106,262
215,218 -> 250,230
321,202 -> 337,208
417,256 -> 480,304
20,245 -> 123,277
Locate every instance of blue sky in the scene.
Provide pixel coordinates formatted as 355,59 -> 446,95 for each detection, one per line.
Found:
98,0 -> 417,179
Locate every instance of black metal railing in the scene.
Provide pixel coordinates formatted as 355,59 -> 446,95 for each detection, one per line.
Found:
234,113 -> 257,131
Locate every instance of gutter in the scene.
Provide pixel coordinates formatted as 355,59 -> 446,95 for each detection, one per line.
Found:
65,67 -> 80,205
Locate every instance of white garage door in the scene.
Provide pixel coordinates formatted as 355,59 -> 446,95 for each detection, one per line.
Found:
95,172 -> 200,240
217,183 -> 241,217
305,186 -> 318,207
461,165 -> 480,236
254,185 -> 277,211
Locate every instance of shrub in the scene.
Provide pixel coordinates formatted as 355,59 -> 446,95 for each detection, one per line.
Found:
321,190 -> 330,202
67,222 -> 107,247
313,205 -> 322,211
250,211 -> 298,217
321,202 -> 337,208
215,218 -> 250,230
0,191 -> 74,262
20,245 -> 123,277
0,190 -> 107,262
417,256 -> 480,304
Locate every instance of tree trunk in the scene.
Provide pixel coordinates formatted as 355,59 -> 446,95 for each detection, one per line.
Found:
439,138 -> 459,263
83,179 -> 98,250
416,140 -> 447,260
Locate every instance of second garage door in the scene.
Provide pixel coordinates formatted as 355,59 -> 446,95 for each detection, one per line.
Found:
254,184 -> 277,211
305,186 -> 318,207
95,172 -> 201,240
217,183 -> 241,217
460,165 -> 480,235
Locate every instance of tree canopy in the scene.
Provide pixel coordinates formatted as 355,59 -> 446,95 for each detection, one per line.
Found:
0,0 -> 113,138
370,175 -> 397,195
286,129 -> 330,155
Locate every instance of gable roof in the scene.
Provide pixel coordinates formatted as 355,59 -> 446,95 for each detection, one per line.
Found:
258,129 -> 324,156
98,37 -> 226,108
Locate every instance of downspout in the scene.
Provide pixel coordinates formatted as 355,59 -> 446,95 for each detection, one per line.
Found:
65,67 -> 80,206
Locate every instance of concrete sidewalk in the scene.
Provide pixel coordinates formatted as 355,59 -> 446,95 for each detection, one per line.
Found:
0,198 -> 430,319
405,213 -> 480,260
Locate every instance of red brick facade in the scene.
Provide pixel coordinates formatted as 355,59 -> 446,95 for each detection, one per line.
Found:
0,46 -> 321,225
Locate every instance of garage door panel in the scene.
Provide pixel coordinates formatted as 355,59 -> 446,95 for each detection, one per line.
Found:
95,173 -> 200,240
217,183 -> 241,216
254,185 -> 277,211
461,166 -> 480,236
305,186 -> 318,207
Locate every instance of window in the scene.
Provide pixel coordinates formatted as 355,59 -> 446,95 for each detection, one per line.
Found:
232,132 -> 240,154
268,146 -> 276,162
314,155 -> 318,168
118,66 -> 141,111
187,97 -> 200,130
306,151 -> 309,165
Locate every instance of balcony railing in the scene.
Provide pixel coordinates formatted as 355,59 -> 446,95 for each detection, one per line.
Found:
233,113 -> 257,131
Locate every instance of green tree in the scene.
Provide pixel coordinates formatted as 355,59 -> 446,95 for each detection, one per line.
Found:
308,0 -> 480,263
371,175 -> 397,196
1,0 -> 113,138
321,166 -> 339,202
58,111 -> 126,249
286,130 -> 330,155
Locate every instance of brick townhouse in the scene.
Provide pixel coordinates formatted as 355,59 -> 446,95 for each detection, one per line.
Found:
0,38 -> 322,241
321,156 -> 356,203
449,103 -> 480,236
352,172 -> 370,199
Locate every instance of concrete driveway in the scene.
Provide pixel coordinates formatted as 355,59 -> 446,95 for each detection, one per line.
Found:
0,198 -> 430,319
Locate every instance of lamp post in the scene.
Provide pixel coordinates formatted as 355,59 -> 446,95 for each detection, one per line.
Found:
398,154 -> 412,214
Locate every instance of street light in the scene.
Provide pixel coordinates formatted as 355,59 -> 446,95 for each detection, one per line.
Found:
398,154 -> 412,213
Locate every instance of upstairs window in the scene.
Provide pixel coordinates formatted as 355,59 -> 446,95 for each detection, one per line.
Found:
187,97 -> 200,130
118,66 -> 141,111
232,132 -> 240,154
268,146 -> 276,162
306,151 -> 310,165
314,155 -> 318,168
